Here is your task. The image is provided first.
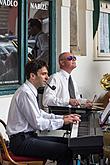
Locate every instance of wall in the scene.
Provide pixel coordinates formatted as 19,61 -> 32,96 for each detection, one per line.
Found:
56,0 -> 110,101
0,95 -> 12,139
0,95 -> 12,122
72,0 -> 110,100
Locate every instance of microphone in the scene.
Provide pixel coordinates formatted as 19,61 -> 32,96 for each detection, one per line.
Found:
45,82 -> 56,90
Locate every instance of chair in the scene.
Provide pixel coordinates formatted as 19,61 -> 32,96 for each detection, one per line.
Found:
0,119 -> 46,165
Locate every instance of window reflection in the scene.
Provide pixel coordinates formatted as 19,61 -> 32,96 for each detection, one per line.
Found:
0,0 -> 49,84
28,0 -> 49,64
0,2 -> 18,84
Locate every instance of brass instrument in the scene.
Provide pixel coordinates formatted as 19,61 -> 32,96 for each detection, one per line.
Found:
103,131 -> 110,160
100,73 -> 110,90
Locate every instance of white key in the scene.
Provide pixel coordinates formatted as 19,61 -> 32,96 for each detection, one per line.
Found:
70,122 -> 79,138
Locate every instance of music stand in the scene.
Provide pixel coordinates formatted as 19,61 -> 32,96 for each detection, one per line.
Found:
100,102 -> 110,126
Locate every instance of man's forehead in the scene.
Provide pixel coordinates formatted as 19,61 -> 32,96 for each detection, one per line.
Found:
64,52 -> 73,56
64,52 -> 73,57
38,66 -> 48,73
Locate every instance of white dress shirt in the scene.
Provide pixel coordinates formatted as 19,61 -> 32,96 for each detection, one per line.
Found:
6,80 -> 64,136
35,32 -> 48,56
43,70 -> 81,107
34,32 -> 49,63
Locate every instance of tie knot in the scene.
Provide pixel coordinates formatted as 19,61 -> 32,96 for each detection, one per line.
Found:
68,75 -> 72,82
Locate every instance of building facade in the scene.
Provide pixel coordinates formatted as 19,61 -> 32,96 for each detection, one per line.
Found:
0,0 -> 110,123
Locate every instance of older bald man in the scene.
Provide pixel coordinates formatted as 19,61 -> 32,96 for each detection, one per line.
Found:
43,52 -> 92,108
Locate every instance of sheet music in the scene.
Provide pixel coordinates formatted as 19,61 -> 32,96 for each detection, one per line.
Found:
70,122 -> 79,138
100,102 -> 110,125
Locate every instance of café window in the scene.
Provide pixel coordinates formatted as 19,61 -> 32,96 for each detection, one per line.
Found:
0,0 -> 19,86
28,0 -> 49,64
0,0 -> 53,95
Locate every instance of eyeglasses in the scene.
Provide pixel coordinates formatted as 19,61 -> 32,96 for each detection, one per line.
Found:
66,56 -> 76,61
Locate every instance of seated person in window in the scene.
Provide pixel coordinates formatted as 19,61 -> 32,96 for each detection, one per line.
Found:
0,51 -> 18,81
0,52 -> 7,76
28,18 -> 49,64
0,59 -> 6,76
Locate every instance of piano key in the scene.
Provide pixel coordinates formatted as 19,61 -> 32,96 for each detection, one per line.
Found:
70,123 -> 79,138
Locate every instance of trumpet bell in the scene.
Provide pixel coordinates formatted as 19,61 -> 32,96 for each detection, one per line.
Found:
100,73 -> 110,90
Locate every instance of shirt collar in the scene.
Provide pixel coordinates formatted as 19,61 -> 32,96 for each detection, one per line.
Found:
60,69 -> 71,79
25,80 -> 38,97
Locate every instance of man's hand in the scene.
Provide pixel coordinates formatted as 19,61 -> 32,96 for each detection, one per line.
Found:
69,98 -> 80,106
63,114 -> 81,125
85,100 -> 93,108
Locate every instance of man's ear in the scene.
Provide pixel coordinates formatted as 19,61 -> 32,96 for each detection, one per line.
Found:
60,60 -> 65,67
30,73 -> 35,79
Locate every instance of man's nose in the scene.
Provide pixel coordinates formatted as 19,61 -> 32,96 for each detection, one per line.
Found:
45,75 -> 49,81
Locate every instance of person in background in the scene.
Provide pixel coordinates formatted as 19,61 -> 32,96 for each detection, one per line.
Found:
28,18 -> 49,64
43,52 -> 92,109
0,51 -> 18,81
6,59 -> 81,165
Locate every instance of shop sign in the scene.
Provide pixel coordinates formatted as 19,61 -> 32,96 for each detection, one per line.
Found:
0,0 -> 49,10
0,0 -> 18,7
30,1 -> 49,10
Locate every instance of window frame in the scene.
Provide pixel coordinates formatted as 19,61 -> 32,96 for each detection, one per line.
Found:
0,0 -> 25,95
94,1 -> 110,61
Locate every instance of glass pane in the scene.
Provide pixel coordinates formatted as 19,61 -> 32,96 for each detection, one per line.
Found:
0,1 -> 18,85
99,12 -> 110,53
28,0 -> 49,64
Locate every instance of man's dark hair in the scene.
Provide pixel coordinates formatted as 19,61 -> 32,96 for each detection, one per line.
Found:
28,18 -> 42,30
25,60 -> 48,79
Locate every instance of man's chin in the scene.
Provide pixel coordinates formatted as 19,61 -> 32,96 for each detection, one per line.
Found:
36,84 -> 44,89
40,84 -> 46,88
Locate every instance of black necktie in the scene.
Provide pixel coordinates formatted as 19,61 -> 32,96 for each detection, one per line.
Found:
36,95 -> 39,106
68,75 -> 76,98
